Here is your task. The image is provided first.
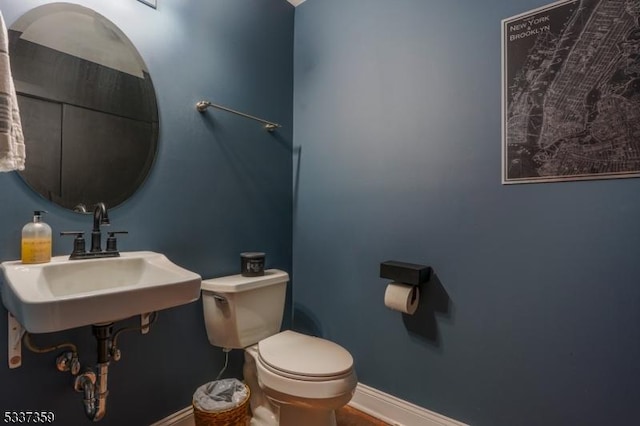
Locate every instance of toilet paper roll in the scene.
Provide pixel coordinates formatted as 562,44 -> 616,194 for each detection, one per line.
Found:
384,282 -> 420,315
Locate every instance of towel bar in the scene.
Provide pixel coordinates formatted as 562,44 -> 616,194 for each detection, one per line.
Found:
196,100 -> 281,132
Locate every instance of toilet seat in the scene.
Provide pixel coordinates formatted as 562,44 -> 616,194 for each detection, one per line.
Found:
258,330 -> 354,381
248,338 -> 358,401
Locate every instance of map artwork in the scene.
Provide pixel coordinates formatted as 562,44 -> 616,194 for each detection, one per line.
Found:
502,0 -> 640,183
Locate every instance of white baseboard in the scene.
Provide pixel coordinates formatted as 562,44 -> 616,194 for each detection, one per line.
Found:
350,383 -> 468,426
149,383 -> 468,426
149,406 -> 193,426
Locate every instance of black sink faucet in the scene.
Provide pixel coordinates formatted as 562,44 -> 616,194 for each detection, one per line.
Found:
61,202 -> 127,259
91,202 -> 110,252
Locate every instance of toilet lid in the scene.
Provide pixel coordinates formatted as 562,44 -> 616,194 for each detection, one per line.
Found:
258,330 -> 353,378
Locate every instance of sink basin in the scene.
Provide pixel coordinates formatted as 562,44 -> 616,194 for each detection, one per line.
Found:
1,251 -> 201,333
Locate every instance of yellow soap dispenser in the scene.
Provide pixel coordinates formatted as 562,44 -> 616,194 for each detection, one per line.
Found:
21,210 -> 52,264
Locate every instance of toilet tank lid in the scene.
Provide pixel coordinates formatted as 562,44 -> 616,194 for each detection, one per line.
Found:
201,269 -> 289,293
259,330 -> 354,377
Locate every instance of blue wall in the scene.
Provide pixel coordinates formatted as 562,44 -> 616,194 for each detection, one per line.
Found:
3,0 -> 640,425
0,0 -> 293,424
292,1 -> 640,425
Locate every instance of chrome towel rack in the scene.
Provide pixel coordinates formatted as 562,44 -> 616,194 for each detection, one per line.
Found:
195,100 -> 281,132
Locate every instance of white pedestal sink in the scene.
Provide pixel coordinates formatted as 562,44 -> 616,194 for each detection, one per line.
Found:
1,251 -> 202,333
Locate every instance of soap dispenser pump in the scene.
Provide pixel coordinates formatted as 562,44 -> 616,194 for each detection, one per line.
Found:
21,210 -> 52,264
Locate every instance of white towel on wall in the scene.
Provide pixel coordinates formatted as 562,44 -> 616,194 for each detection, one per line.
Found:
0,11 -> 25,172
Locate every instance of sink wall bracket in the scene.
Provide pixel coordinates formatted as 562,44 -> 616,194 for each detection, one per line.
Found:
7,312 -> 25,369
141,313 -> 151,334
7,312 -> 27,368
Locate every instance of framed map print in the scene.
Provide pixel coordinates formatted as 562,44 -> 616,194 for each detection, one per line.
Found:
502,0 -> 640,183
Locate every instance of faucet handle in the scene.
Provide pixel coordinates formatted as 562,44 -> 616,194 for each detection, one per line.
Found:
60,232 -> 86,258
106,231 -> 128,252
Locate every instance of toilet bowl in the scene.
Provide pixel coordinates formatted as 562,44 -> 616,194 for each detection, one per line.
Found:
255,330 -> 357,425
201,270 -> 357,426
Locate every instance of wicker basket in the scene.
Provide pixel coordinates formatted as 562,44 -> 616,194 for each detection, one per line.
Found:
193,384 -> 250,426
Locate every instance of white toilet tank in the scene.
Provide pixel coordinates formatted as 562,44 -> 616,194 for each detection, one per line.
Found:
201,269 -> 289,349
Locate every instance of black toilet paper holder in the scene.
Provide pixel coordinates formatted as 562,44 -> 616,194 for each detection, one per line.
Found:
379,260 -> 432,286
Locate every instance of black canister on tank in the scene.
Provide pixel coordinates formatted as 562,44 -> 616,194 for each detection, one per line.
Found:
241,252 -> 265,276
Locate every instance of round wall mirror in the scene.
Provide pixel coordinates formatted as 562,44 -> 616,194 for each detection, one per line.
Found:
9,3 -> 159,211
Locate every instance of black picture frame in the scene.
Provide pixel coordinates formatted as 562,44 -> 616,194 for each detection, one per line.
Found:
502,0 -> 640,184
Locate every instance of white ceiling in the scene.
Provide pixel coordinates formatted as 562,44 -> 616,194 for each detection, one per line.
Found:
287,0 -> 307,6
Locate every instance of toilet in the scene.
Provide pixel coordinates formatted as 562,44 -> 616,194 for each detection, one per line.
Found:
201,269 -> 357,426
